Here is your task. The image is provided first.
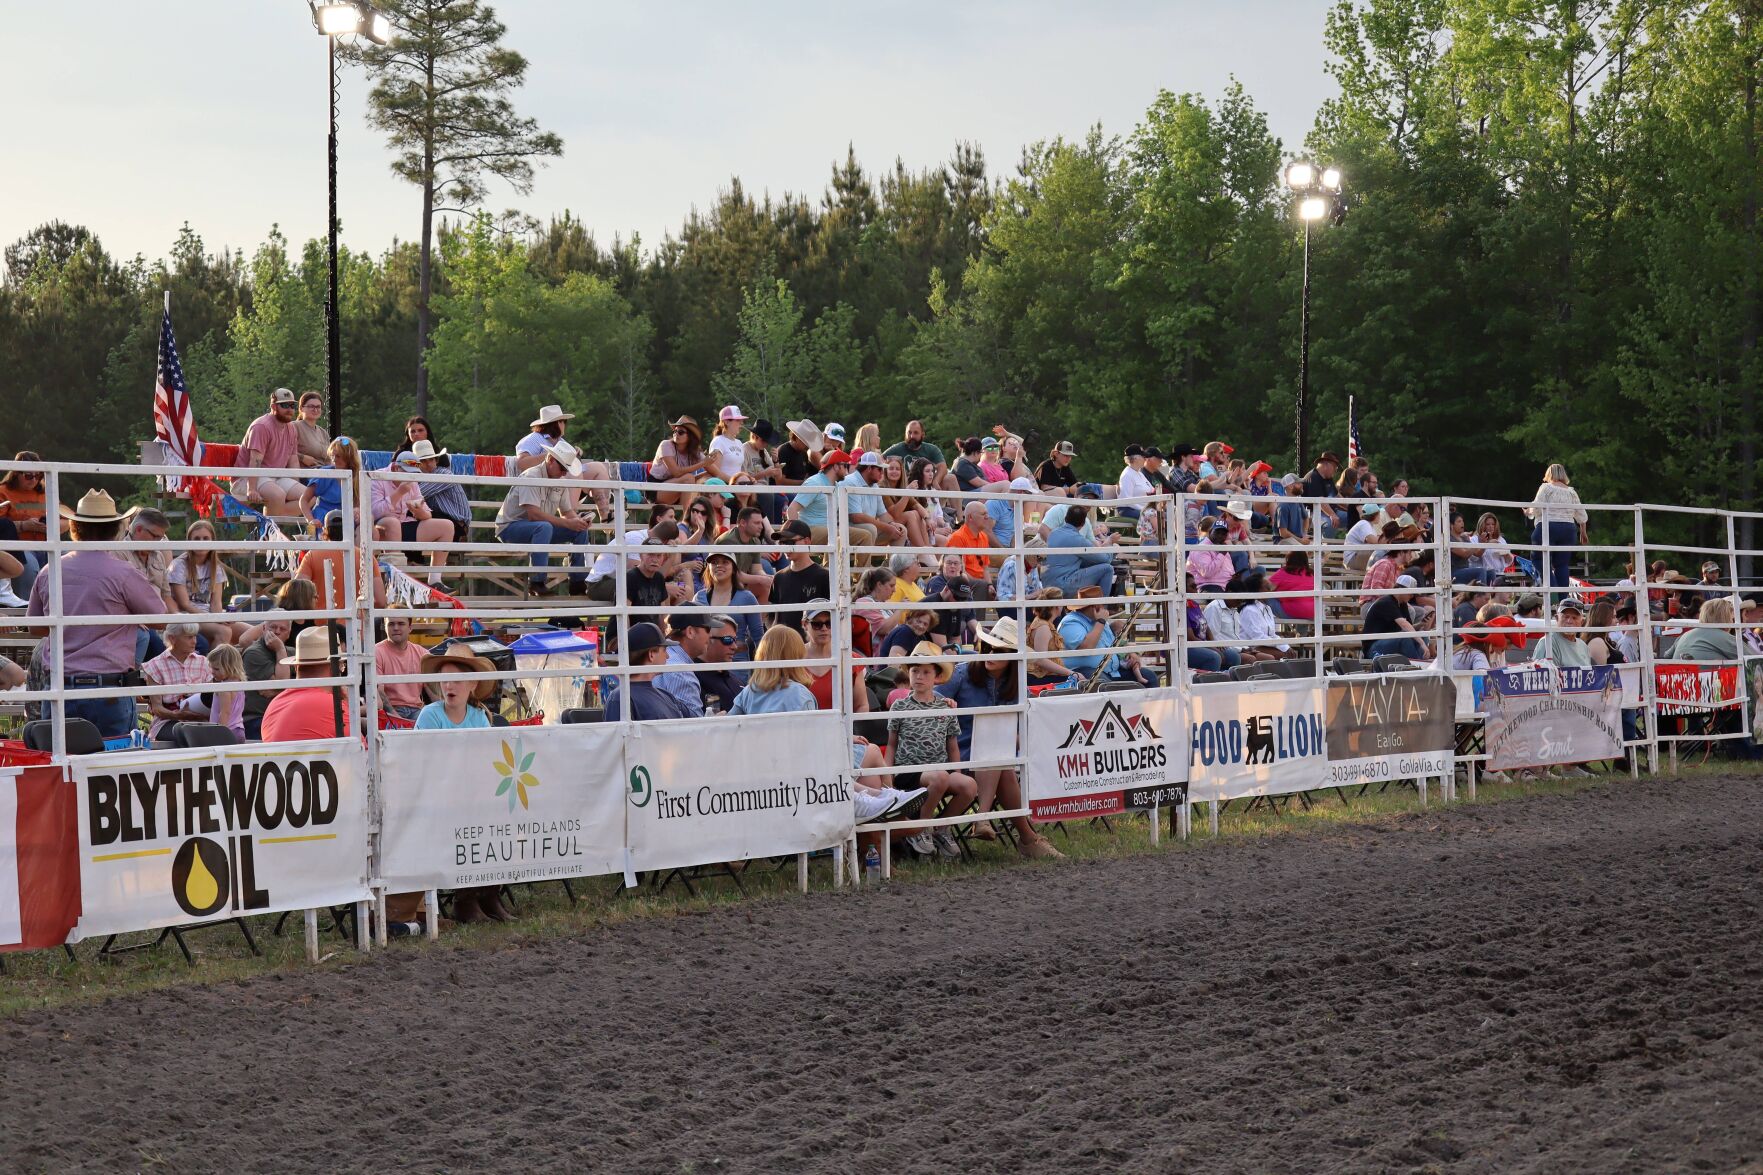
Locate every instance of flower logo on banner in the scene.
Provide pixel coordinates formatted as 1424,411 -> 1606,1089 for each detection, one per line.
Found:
493,738 -> 540,811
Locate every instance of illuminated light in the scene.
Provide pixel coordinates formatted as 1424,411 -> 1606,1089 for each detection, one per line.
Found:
1299,196 -> 1329,222
1321,167 -> 1343,191
1285,161 -> 1315,189
314,3 -> 363,35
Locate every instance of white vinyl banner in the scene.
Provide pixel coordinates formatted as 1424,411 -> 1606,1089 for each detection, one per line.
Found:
72,740 -> 370,940
1024,687 -> 1187,821
624,712 -> 854,874
378,724 -> 625,892
1187,679 -> 1329,804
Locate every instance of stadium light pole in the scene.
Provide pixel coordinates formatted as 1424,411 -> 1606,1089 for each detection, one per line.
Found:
310,3 -> 391,435
1286,161 -> 1344,472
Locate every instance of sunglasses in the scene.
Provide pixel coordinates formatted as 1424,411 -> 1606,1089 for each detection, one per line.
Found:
673,428 -> 690,436
710,635 -> 738,646
807,618 -> 832,629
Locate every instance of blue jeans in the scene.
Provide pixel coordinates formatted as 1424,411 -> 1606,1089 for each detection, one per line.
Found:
1187,646 -> 1242,672
65,684 -> 137,739
499,520 -> 593,588
1531,521 -> 1578,588
1452,566 -> 1499,587
1045,562 -> 1115,597
1368,637 -> 1425,661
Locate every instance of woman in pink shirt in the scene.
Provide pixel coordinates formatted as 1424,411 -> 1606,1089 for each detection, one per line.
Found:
1267,550 -> 1316,622
373,454 -> 455,582
1187,521 -> 1236,590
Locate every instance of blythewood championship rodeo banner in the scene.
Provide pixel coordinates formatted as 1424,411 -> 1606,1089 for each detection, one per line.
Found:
1188,675 -> 1457,803
1023,688 -> 1187,821
1486,664 -> 1623,770
72,740 -> 371,939
377,723 -> 626,893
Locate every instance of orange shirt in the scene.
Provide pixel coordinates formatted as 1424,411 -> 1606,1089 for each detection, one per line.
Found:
945,525 -> 994,580
0,485 -> 60,539
294,549 -> 386,621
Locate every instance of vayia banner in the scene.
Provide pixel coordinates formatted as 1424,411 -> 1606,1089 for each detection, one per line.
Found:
1024,688 -> 1186,821
1188,679 -> 1327,804
1325,674 -> 1456,786
1486,665 -> 1623,770
378,725 -> 625,893
72,740 -> 370,939
624,712 -> 853,874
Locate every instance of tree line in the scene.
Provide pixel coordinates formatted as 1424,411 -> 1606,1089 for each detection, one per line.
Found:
3,0 -> 1761,549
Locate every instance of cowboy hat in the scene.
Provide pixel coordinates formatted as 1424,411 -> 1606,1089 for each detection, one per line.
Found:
1066,585 -> 1108,611
1223,499 -> 1254,520
278,626 -> 336,667
407,439 -> 449,463
419,649 -> 496,700
529,404 -> 575,428
978,616 -> 1021,651
59,488 -> 136,524
670,415 -> 704,443
787,419 -> 823,448
904,640 -> 952,683
541,439 -> 584,477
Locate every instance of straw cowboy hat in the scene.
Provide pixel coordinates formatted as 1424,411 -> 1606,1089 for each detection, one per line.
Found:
541,439 -> 584,477
529,404 -> 575,428
419,649 -> 496,701
786,418 -> 823,449
1065,585 -> 1108,611
670,415 -> 704,445
59,488 -> 136,523
978,616 -> 1021,651
904,640 -> 952,683
407,439 -> 448,463
1223,499 -> 1254,520
279,626 -> 337,667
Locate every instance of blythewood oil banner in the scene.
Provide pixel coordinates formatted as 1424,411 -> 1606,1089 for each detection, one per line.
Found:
624,712 -> 854,875
1486,664 -> 1623,770
1324,674 -> 1457,788
0,766 -> 80,952
1023,687 -> 1187,821
71,740 -> 370,940
377,724 -> 625,892
1187,678 -> 1331,804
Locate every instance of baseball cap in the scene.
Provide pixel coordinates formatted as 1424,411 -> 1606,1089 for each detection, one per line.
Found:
271,387 -> 298,406
803,598 -> 833,621
824,422 -> 846,442
669,612 -> 710,633
1123,443 -> 1144,458
626,622 -> 666,656
1055,441 -> 1077,456
1213,441 -> 1235,455
777,519 -> 812,542
1394,574 -> 1418,589
857,451 -> 883,468
981,436 -> 1000,450
751,419 -> 775,442
718,404 -> 746,422
1143,446 -> 1165,460
820,448 -> 854,468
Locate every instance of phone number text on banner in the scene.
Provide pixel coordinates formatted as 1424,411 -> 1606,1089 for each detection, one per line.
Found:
1024,688 -> 1187,821
72,740 -> 370,940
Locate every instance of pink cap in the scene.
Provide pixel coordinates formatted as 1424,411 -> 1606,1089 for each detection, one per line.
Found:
718,404 -> 746,422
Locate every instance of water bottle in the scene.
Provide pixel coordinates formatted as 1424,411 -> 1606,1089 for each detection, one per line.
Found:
864,844 -> 881,885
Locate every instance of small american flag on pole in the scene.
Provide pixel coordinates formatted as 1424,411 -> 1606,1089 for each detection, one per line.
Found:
153,292 -> 202,488
1347,395 -> 1363,465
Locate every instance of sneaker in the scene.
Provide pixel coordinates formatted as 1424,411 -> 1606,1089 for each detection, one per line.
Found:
880,787 -> 928,820
904,830 -> 936,858
933,828 -> 962,861
1019,835 -> 1065,861
0,584 -> 24,609
852,790 -> 895,824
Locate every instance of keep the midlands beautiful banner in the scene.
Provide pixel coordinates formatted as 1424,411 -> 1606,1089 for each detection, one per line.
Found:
1486,664 -> 1623,770
378,724 -> 626,893
1023,688 -> 1187,821
72,740 -> 370,939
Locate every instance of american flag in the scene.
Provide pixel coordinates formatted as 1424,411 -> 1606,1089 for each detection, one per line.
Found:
153,293 -> 202,488
1347,395 -> 1363,465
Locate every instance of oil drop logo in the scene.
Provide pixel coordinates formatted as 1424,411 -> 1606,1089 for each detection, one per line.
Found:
170,837 -> 229,918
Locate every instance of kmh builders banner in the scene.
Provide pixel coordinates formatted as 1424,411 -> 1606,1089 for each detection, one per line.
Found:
1023,688 -> 1187,821
72,740 -> 371,940
0,766 -> 80,952
378,724 -> 625,892
1486,665 -> 1623,770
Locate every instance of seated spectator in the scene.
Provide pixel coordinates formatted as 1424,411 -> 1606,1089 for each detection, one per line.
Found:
951,437 -> 988,492
1670,596 -> 1740,664
609,621 -> 690,721
769,520 -> 832,634
714,505 -> 776,604
1237,571 -> 1292,660
1359,545 -> 1414,613
1298,451 -> 1345,536
1203,578 -> 1278,666
123,506 -> 177,662
802,599 -> 869,713
261,627 -> 351,741
493,439 -> 594,595
944,501 -> 999,588
143,622 -> 214,743
0,454 -> 57,597
651,416 -> 715,509
1041,504 -> 1114,597
1342,507 -> 1387,573
1362,575 -> 1430,662
878,607 -> 937,659
695,551 -> 763,661
1266,550 -> 1315,623
413,649 -> 495,730
1188,522 -> 1236,591
241,616 -> 291,739
852,566 -> 900,644
298,436 -> 361,528
788,448 -> 859,546
1185,576 -> 1241,673
1034,441 -> 1080,497
906,458 -> 955,540
984,477 -> 1039,551
294,510 -> 389,623
697,615 -> 745,712
887,643 -> 977,860
1472,512 -> 1512,578
655,614 -> 709,717
237,388 -> 305,515
730,625 -> 819,715
922,556 -> 977,646
585,512 -> 677,601
625,541 -> 688,615
206,643 -> 248,741
1058,587 -> 1155,685
882,420 -> 948,489
1024,589 -> 1083,685
844,452 -> 905,554
168,518 -> 249,647
375,608 -> 427,722
887,552 -> 933,602
1115,444 -> 1150,519
995,539 -> 1046,604
878,456 -> 934,550
411,438 -> 472,547
293,390 -> 331,468
275,576 -> 320,642
978,437 -> 1011,483
374,451 -> 456,580
1453,588 -> 1493,633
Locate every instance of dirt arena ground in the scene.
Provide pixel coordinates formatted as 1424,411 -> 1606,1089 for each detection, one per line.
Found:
2,775 -> 1760,1172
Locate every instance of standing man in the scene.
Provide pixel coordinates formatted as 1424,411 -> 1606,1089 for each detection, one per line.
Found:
882,420 -> 947,487
27,490 -> 165,739
375,608 -> 427,722
494,439 -> 594,595
237,388 -> 306,516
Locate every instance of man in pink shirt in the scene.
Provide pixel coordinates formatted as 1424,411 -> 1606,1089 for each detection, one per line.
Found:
374,610 -> 427,722
238,387 -> 304,515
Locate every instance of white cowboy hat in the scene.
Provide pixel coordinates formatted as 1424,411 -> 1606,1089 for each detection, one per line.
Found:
786,419 -> 823,449
278,626 -> 336,667
408,439 -> 449,463
1223,499 -> 1254,520
59,488 -> 136,524
541,440 -> 585,477
904,640 -> 952,683
977,616 -> 1021,651
529,404 -> 575,428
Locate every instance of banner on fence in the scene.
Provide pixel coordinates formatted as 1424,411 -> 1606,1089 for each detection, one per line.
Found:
1023,688 -> 1186,821
71,740 -> 370,939
1187,678 -> 1328,804
378,724 -> 626,893
0,766 -> 80,952
1324,675 -> 1457,787
624,712 -> 854,875
1485,665 -> 1623,770
1653,664 -> 1742,715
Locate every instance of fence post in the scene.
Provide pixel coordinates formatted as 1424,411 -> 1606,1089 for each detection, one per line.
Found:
831,481 -> 850,889
44,470 -> 66,763
1634,506 -> 1660,777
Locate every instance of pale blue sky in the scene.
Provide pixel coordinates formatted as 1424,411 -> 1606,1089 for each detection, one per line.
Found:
3,1 -> 1336,266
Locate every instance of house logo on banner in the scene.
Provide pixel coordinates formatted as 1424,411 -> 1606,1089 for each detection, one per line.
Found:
1187,678 -> 1327,804
1025,689 -> 1187,821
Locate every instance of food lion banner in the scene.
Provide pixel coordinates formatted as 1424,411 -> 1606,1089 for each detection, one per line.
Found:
378,724 -> 625,892
1024,688 -> 1186,821
624,712 -> 853,875
1486,665 -> 1623,770
1325,674 -> 1456,787
0,766 -> 80,952
1187,679 -> 1328,804
72,740 -> 370,940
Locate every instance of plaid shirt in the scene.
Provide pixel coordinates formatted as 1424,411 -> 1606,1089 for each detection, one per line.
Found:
143,647 -> 214,740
